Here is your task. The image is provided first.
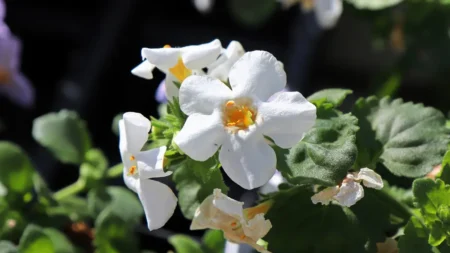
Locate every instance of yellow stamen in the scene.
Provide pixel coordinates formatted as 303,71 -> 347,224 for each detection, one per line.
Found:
0,66 -> 11,84
243,200 -> 273,220
169,58 -> 192,82
128,166 -> 137,176
130,155 -> 135,161
231,221 -> 237,227
223,100 -> 257,131
164,44 -> 171,48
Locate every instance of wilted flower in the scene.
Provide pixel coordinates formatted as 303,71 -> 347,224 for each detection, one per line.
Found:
132,39 -> 222,101
174,50 -> 316,189
0,21 -> 35,108
191,189 -> 273,253
119,112 -> 177,230
311,168 -> 384,207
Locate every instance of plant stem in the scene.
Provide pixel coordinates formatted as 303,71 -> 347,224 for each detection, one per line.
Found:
54,180 -> 86,201
107,163 -> 123,178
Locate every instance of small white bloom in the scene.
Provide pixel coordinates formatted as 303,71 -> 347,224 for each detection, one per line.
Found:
119,112 -> 177,231
313,0 -> 343,30
132,39 -> 222,101
174,51 -> 316,190
311,168 -> 384,207
259,170 -> 286,195
207,41 -> 245,82
191,189 -> 272,253
192,0 -> 215,14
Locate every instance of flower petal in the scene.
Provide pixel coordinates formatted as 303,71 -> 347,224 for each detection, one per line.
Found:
136,146 -> 172,179
0,74 -> 35,108
259,170 -> 285,194
123,168 -> 139,193
314,0 -> 343,30
219,131 -> 276,190
138,179 -> 177,231
213,188 -> 244,219
208,41 -> 245,82
181,39 -> 222,69
258,91 -> 316,148
191,194 -> 216,230
141,47 -> 181,70
229,51 -> 286,101
179,75 -> 232,115
311,186 -> 339,205
164,74 -> 180,102
155,79 -> 167,103
242,214 -> 272,241
334,180 -> 364,207
193,0 -> 215,14
131,60 -> 155,80
174,110 -> 226,161
356,168 -> 384,190
120,112 -> 151,154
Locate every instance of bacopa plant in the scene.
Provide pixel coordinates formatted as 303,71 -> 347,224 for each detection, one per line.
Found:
3,0 -> 450,252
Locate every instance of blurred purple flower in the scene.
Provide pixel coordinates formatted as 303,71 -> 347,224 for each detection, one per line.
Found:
155,79 -> 167,104
0,0 -> 4,21
0,23 -> 35,108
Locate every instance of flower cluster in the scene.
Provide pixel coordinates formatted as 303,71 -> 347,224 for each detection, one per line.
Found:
0,0 -> 34,108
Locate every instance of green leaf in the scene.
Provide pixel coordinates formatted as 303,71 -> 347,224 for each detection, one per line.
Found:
307,89 -> 353,108
168,235 -> 202,253
355,97 -> 449,177
33,173 -> 57,207
202,230 -> 225,253
18,224 -> 76,253
398,217 -> 435,253
94,209 -> 139,253
79,149 -> 109,188
0,142 -> 34,196
352,97 -> 383,169
345,0 -> 404,10
32,110 -> 91,165
173,158 -> 229,219
265,186 -> 367,253
0,209 -> 26,241
0,241 -> 18,253
227,0 -> 277,29
285,108 -> 359,186
48,196 -> 91,222
88,186 -> 143,223
438,151 -> 450,184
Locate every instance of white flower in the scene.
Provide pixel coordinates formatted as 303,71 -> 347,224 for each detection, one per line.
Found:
207,41 -> 245,82
192,0 -> 215,14
259,170 -> 286,195
191,189 -> 272,253
311,168 -> 384,207
132,39 -> 222,101
174,51 -> 316,190
119,112 -> 177,231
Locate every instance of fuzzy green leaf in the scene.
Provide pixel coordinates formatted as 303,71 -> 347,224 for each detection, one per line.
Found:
173,158 -> 228,219
169,235 -> 202,253
307,89 -> 353,108
202,230 -> 225,253
354,97 -> 449,177
285,108 -> 359,186
18,224 -> 76,253
398,217 -> 435,253
0,142 -> 34,196
32,110 -> 91,165
438,151 -> 450,184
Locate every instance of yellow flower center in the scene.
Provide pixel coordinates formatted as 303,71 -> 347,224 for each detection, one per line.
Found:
223,100 -> 257,132
164,44 -> 192,83
0,66 -> 11,84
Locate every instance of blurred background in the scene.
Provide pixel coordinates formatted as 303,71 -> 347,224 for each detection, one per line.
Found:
1,0 -> 450,251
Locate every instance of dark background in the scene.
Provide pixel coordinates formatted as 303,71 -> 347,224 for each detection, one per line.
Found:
1,0 -> 449,251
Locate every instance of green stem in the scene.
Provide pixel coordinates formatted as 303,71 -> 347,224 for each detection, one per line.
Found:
107,163 -> 124,178
53,180 -> 86,201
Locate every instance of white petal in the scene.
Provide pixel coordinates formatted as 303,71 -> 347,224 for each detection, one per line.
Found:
229,51 -> 286,101
242,214 -> 272,241
219,131 -> 276,190
179,75 -> 232,115
131,60 -> 155,80
136,146 -> 172,179
120,112 -> 151,154
174,110 -> 226,161
181,39 -> 222,69
356,168 -> 384,190
191,194 -> 215,230
213,188 -> 244,219
314,0 -> 343,30
311,186 -> 339,205
164,74 -> 180,102
141,47 -> 181,70
123,168 -> 139,193
208,41 -> 245,82
334,180 -> 364,207
138,179 -> 177,231
193,0 -> 215,13
258,91 -> 316,148
259,170 -> 285,194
